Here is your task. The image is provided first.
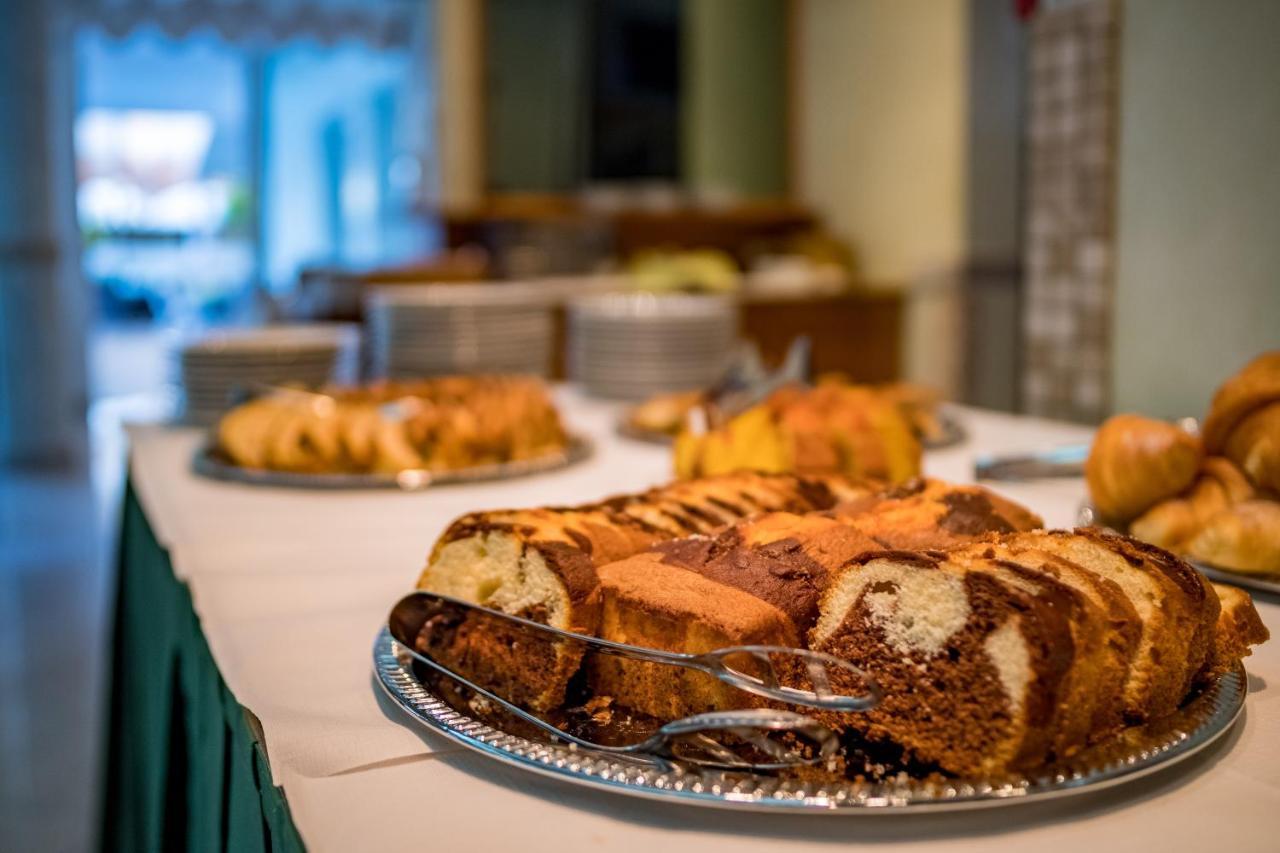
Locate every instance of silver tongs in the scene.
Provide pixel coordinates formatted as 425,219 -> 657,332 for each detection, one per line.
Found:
685,336 -> 811,434
388,591 -> 880,770
973,444 -> 1089,481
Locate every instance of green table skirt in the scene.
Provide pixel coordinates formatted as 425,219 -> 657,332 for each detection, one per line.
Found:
102,484 -> 306,852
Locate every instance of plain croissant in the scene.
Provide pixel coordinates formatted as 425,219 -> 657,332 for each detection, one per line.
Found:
1085,414 -> 1202,523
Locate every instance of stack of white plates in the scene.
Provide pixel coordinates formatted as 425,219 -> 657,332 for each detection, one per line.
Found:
568,293 -> 739,400
178,324 -> 360,424
365,284 -> 557,379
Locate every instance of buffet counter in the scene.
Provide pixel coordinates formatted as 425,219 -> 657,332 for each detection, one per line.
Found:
104,390 -> 1279,852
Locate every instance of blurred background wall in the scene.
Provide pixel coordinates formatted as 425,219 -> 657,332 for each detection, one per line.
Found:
3,0 -> 1279,472
1113,0 -> 1280,418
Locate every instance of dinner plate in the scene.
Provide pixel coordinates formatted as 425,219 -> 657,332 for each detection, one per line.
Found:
191,434 -> 593,490
372,629 -> 1245,813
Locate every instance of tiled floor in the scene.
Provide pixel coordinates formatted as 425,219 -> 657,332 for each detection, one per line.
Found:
0,393 -> 161,853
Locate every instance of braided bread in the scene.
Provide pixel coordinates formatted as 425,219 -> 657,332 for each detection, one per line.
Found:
216,376 -> 567,473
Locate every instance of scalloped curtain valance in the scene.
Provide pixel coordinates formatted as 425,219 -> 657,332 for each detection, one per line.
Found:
60,0 -> 418,48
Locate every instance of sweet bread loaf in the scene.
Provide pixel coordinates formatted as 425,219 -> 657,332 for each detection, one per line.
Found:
1086,414 -> 1202,522
1001,529 -> 1217,720
585,481 -> 1044,719
416,472 -> 872,709
825,478 -> 1044,549
951,538 -> 1140,738
591,513 -> 882,719
811,548 -> 1086,775
413,476 -> 1266,777
808,530 -> 1226,775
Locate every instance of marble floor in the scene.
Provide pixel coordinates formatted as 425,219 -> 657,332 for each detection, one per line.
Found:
0,393 -> 163,853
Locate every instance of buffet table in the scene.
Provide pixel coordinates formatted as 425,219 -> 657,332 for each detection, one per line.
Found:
104,390 -> 1280,852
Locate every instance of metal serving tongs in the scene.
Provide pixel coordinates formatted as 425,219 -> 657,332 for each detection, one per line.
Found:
686,336 -> 812,435
388,591 -> 880,771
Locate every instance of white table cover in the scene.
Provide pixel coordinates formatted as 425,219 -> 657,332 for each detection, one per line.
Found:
126,389 -> 1279,852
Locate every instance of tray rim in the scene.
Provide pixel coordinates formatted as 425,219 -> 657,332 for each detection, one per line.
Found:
191,433 -> 593,491
1078,504 -> 1280,596
371,627 -> 1245,814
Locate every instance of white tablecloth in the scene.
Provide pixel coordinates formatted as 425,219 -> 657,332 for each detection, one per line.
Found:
126,389 -> 1280,852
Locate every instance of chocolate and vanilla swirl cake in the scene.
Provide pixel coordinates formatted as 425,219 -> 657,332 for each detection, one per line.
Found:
415,475 -> 1269,777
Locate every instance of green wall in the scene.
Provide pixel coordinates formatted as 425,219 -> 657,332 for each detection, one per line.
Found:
681,0 -> 787,197
1113,0 -> 1280,418
485,0 -> 589,192
484,0 -> 787,197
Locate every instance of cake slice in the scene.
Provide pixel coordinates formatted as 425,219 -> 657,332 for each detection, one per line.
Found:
809,550 -> 1082,776
942,545 -> 1111,758
954,538 -> 1140,739
591,513 -> 883,719
1013,529 -> 1218,719
415,472 -> 870,710
1206,582 -> 1270,677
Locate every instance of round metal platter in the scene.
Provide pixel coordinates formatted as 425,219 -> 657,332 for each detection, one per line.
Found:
192,434 -> 593,490
372,628 -> 1245,813
1191,561 -> 1280,597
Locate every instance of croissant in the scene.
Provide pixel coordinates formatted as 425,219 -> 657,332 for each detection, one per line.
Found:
1222,401 -> 1280,494
1129,457 -> 1255,551
1185,500 -> 1280,574
1086,414 -> 1202,522
1202,350 -> 1280,454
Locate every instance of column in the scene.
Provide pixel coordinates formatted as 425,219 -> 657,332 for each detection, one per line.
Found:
0,0 -> 89,467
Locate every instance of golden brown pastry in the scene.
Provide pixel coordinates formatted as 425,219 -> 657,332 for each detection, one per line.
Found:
1222,401 -> 1280,494
1086,414 -> 1202,523
674,384 -> 921,484
1129,457 -> 1255,551
1185,500 -> 1280,574
215,376 -> 567,474
1202,350 -> 1280,455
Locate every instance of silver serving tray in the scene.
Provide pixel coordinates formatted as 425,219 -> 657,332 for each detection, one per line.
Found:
192,434 -> 592,490
373,628 -> 1245,813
